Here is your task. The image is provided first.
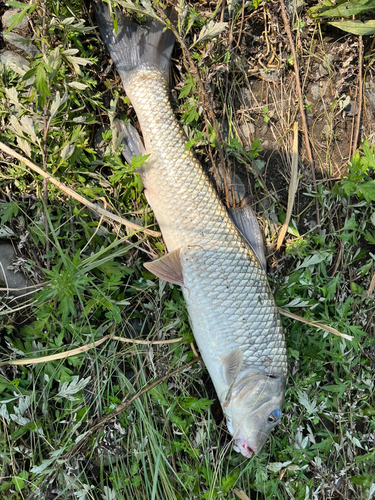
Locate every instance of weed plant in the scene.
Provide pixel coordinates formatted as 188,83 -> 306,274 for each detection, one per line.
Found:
0,1 -> 374,499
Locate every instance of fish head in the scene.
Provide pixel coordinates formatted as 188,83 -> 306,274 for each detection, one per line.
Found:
223,372 -> 285,458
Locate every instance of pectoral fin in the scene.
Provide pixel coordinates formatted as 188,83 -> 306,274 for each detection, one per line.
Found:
222,349 -> 244,407
144,248 -> 184,286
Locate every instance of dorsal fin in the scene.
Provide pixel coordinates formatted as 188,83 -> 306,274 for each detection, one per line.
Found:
229,205 -> 267,271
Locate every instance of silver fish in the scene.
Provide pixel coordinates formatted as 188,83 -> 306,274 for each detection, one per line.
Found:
96,2 -> 288,458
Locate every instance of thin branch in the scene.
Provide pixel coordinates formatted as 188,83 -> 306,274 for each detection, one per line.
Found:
0,141 -> 161,237
279,0 -> 320,229
352,35 -> 363,155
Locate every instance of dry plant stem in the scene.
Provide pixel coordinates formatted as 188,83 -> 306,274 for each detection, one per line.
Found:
0,334 -> 184,367
353,35 -> 363,155
279,0 -> 320,229
276,122 -> 299,250
235,0 -> 245,49
64,356 -> 202,460
278,307 -> 353,341
41,0 -> 50,270
0,141 -> 161,237
155,5 -> 230,206
233,489 -> 251,500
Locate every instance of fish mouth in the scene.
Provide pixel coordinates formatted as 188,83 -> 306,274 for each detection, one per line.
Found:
233,438 -> 255,458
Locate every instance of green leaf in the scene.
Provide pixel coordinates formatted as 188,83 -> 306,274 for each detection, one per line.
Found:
358,181 -> 375,201
0,201 -> 19,224
35,64 -> 51,105
180,397 -> 214,413
319,0 -> 375,18
12,471 -> 28,492
190,20 -> 228,48
4,3 -> 36,34
322,384 -> 348,397
329,19 -> 375,35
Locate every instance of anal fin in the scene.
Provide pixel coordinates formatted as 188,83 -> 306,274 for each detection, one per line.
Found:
114,119 -> 147,166
144,248 -> 184,286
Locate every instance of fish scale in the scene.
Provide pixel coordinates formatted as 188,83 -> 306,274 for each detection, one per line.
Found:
96,2 -> 288,457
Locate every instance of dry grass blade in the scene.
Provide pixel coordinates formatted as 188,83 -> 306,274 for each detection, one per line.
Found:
367,272 -> 375,296
0,334 -> 112,366
276,122 -> 299,250
278,307 -> 353,341
0,335 -> 183,366
233,489 -> 251,500
0,141 -> 161,238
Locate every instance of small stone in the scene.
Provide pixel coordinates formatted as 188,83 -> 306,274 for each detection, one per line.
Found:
285,0 -> 304,19
0,49 -> 29,76
259,68 -> 279,83
311,85 -> 320,101
0,242 -> 33,304
343,100 -> 358,117
3,32 -> 39,57
238,87 -> 252,109
260,125 -> 268,136
318,64 -> 328,77
2,9 -> 29,31
365,88 -> 375,110
93,126 -> 110,158
240,122 -> 255,148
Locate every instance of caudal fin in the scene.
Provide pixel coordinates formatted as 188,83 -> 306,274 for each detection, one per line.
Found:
95,1 -> 175,87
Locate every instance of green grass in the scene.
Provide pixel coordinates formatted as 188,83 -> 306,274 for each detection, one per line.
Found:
0,1 -> 374,499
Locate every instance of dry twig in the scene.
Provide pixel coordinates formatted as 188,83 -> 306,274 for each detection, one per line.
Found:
278,307 -> 353,341
352,35 -> 363,155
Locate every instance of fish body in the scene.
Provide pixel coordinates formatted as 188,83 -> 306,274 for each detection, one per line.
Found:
96,3 -> 288,457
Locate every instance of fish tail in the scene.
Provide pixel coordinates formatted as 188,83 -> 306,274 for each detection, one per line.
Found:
95,1 -> 175,88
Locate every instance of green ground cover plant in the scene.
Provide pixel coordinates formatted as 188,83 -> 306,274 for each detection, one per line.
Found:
0,0 -> 374,499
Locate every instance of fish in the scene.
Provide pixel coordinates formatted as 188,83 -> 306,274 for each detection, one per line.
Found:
95,2 -> 288,458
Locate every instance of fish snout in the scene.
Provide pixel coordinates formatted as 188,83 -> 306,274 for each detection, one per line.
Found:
233,438 -> 255,458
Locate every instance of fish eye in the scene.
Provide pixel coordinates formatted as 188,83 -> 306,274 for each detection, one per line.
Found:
267,410 -> 282,424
